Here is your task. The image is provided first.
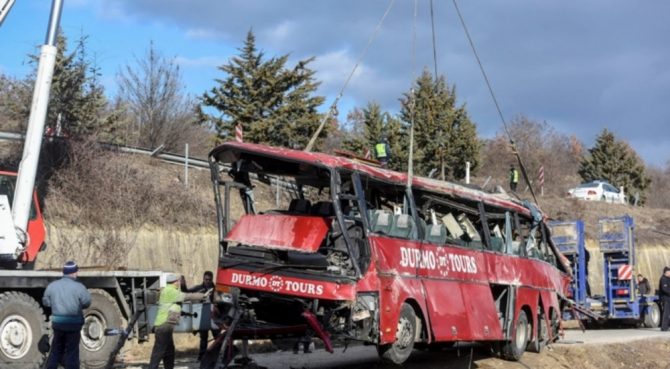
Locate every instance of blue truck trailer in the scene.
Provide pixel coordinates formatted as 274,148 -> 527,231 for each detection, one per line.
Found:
548,215 -> 660,327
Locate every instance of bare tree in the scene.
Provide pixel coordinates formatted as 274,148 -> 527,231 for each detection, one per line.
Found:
117,42 -> 202,151
646,161 -> 670,209
478,116 -> 583,196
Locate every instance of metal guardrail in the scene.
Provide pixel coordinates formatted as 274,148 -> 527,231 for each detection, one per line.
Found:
99,142 -> 210,170
0,130 -> 297,192
0,130 -> 210,170
0,131 -> 23,141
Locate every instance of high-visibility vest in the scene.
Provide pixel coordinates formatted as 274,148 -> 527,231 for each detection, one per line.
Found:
375,143 -> 388,159
510,169 -> 519,183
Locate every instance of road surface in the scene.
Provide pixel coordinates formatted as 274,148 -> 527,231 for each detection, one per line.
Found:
125,328 -> 670,369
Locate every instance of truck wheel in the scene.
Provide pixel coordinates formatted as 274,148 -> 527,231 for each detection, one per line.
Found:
502,310 -> 529,361
643,302 -> 661,328
0,292 -> 48,369
378,303 -> 418,365
80,289 -> 123,369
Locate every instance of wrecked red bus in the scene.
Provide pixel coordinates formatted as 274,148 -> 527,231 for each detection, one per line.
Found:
209,141 -> 570,364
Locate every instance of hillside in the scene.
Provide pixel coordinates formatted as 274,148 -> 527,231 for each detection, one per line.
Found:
21,149 -> 668,290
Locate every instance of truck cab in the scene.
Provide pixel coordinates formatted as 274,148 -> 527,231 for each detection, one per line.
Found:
0,170 -> 46,268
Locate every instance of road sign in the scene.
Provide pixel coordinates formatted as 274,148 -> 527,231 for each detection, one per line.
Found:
618,264 -> 632,280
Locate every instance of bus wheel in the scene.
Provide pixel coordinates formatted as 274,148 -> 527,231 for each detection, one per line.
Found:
502,310 -> 529,361
643,302 -> 661,328
80,290 -> 123,369
378,303 -> 418,364
528,312 -> 547,353
549,309 -> 560,342
0,292 -> 48,369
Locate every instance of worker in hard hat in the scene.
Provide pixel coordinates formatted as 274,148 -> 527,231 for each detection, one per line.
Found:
509,164 -> 519,192
148,273 -> 206,369
374,137 -> 391,168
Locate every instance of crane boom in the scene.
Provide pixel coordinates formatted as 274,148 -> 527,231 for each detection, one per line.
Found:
0,0 -> 63,262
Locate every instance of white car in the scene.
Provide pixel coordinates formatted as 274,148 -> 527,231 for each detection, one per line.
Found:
567,181 -> 625,203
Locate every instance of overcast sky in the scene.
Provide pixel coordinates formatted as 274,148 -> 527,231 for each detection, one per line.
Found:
2,1 -> 669,166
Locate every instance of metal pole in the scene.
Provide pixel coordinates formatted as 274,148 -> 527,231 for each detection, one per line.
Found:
465,161 -> 470,184
184,143 -> 189,188
11,0 -> 63,240
0,0 -> 17,26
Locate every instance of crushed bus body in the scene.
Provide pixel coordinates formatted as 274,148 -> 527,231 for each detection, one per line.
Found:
208,141 -> 571,364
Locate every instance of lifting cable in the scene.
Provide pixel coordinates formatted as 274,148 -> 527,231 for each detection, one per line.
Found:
406,0 -> 418,191
451,0 -> 539,205
429,0 -> 439,80
304,0 -> 396,152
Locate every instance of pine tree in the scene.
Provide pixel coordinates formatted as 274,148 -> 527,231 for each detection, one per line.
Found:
343,102 -> 408,171
201,30 -> 326,148
579,129 -> 651,204
400,70 -> 480,180
37,33 -> 109,136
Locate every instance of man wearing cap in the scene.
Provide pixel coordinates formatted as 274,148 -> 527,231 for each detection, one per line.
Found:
149,273 -> 205,369
659,267 -> 670,331
42,260 -> 92,369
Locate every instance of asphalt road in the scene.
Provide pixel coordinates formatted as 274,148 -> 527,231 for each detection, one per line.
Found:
126,328 -> 670,369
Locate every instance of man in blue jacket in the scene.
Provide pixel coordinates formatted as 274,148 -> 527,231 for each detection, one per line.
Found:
43,260 -> 92,369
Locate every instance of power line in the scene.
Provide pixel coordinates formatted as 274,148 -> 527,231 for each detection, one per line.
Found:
304,0 -> 396,152
451,0 -> 539,205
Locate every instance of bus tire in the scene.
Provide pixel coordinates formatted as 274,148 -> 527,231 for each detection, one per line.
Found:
528,312 -> 547,353
0,292 -> 48,369
80,289 -> 123,369
378,303 -> 417,365
643,302 -> 661,328
549,308 -> 560,342
502,310 -> 529,361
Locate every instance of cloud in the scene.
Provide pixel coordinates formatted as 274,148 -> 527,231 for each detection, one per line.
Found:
311,49 -> 405,112
260,20 -> 298,47
185,28 -> 226,41
95,0 -> 670,165
174,56 -> 226,68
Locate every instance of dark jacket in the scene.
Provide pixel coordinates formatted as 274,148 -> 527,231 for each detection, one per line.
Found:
186,283 -> 213,293
638,277 -> 652,295
659,273 -> 670,300
43,276 -> 91,330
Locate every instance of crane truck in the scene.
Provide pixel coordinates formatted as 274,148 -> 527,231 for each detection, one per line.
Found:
0,2 -> 211,368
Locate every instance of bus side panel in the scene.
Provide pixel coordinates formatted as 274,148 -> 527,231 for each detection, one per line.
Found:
515,286 -> 539,340
540,289 -> 560,322
415,243 -> 501,341
422,279 -> 469,341
371,236 -> 430,345
460,282 -> 505,340
485,252 -> 520,286
355,257 -> 381,292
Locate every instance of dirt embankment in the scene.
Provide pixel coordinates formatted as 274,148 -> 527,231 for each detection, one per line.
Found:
500,339 -> 670,369
35,224 -> 219,284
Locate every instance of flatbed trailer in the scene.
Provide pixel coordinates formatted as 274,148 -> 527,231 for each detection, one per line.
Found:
548,215 -> 660,328
0,269 -> 167,368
